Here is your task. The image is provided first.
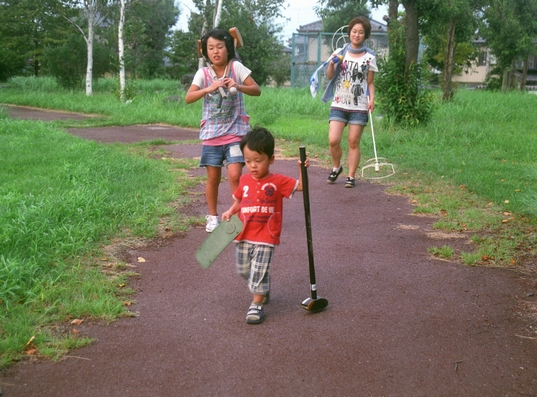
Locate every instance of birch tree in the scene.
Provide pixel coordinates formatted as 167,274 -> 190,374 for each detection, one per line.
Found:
214,0 -> 223,27
195,0 -> 222,69
59,0 -> 112,96
118,0 -> 126,101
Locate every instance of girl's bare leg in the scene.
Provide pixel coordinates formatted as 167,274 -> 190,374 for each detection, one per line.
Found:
347,124 -> 365,178
328,121 -> 346,168
205,166 -> 222,215
226,162 -> 243,195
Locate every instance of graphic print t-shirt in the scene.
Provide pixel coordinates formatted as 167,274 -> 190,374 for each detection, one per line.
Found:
331,52 -> 378,112
233,173 -> 298,246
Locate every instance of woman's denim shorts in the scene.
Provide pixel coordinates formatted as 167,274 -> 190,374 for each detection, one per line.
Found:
329,108 -> 368,126
199,142 -> 244,167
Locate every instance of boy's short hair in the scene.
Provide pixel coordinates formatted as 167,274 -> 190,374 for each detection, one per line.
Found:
240,126 -> 275,158
348,16 -> 371,39
201,28 -> 236,62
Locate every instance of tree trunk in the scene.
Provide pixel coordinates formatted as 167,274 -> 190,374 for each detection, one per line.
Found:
508,60 -> 516,90
86,4 -> 94,96
442,17 -> 457,102
502,59 -> 517,91
198,19 -> 207,69
33,39 -> 40,77
214,0 -> 223,27
387,0 -> 399,57
501,68 -> 509,92
118,0 -> 126,101
389,0 -> 399,21
501,61 -> 517,92
401,0 -> 419,75
520,56 -> 528,91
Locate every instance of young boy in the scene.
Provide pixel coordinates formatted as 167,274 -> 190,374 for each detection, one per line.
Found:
221,126 -> 309,324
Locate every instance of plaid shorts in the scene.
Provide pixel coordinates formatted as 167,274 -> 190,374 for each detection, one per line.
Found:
235,241 -> 274,295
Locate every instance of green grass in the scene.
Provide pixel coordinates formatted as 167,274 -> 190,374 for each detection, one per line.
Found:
0,109 -> 201,367
380,90 -> 537,217
428,245 -> 455,260
1,77 -> 536,367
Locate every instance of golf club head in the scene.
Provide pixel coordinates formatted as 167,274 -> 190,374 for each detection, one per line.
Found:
301,297 -> 329,312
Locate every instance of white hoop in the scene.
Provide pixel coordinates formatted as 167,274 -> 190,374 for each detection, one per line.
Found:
331,25 -> 349,53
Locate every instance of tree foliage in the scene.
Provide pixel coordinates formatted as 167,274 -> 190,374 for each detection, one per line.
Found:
1,0 -> 180,86
167,29 -> 199,80
121,0 -> 179,78
176,0 -> 288,86
43,32 -> 113,89
315,0 -> 371,33
481,0 -> 537,91
375,11 -> 435,126
0,0 -> 72,79
419,0 -> 482,101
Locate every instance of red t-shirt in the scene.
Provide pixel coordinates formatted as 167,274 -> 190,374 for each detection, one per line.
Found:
233,173 -> 299,246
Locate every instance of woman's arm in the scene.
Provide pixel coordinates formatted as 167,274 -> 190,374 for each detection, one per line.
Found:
325,58 -> 338,80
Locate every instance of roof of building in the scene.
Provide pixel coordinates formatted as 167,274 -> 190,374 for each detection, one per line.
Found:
297,19 -> 387,34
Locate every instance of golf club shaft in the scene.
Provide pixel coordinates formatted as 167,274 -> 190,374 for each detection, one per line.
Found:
206,62 -> 227,109
299,146 -> 318,300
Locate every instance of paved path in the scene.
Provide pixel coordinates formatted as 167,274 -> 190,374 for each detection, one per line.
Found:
2,105 -> 536,396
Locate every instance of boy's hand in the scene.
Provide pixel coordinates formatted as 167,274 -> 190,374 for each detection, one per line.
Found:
222,199 -> 240,221
298,158 -> 310,168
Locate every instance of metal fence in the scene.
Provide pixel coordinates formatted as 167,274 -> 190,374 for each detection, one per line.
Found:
290,31 -> 389,89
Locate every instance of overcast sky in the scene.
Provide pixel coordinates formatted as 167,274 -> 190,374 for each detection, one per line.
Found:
176,1 -> 388,40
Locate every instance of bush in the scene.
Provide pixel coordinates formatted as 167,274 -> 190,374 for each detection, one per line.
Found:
0,45 -> 25,82
43,35 -> 114,90
375,19 -> 436,127
376,59 -> 436,126
43,35 -> 86,89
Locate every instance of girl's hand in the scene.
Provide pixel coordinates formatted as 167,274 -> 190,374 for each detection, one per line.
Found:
208,79 -> 225,93
223,78 -> 237,90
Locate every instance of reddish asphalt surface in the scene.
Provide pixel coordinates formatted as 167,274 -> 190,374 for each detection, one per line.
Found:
2,105 -> 537,396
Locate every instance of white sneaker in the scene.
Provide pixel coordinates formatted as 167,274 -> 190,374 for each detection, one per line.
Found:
205,215 -> 220,232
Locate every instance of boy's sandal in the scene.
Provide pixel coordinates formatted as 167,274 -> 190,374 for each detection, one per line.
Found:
246,303 -> 264,324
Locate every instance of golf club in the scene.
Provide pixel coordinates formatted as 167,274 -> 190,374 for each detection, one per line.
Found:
299,146 -> 328,312
207,62 -> 228,109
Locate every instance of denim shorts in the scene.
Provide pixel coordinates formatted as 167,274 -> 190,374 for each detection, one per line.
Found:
329,108 -> 368,126
199,142 -> 244,167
